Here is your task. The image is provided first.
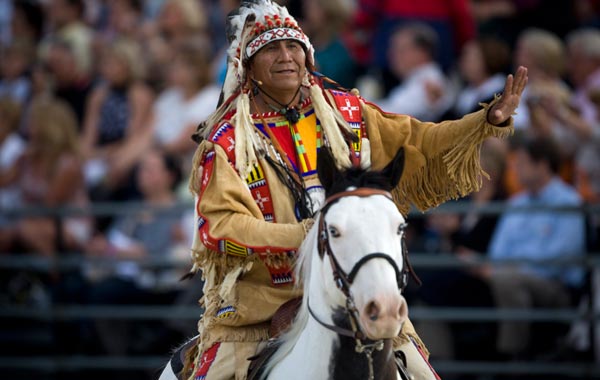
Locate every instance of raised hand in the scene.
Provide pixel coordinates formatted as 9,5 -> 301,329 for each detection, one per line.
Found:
487,66 -> 528,126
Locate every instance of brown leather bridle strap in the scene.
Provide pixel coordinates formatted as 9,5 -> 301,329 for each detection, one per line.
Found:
323,188 -> 393,207
307,300 -> 362,339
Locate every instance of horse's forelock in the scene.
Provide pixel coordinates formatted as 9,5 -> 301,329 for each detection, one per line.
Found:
326,167 -> 393,197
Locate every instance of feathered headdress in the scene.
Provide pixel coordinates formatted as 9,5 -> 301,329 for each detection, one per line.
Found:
197,0 -> 352,177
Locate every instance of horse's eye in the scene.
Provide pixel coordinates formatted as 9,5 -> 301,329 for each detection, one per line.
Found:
397,222 -> 408,235
328,226 -> 340,238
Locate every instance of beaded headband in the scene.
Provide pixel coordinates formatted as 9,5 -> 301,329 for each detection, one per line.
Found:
245,24 -> 310,59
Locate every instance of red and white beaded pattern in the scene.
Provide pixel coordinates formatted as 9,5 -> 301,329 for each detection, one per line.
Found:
246,27 -> 309,58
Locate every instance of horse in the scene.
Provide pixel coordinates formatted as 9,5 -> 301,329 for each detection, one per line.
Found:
160,146 -> 420,380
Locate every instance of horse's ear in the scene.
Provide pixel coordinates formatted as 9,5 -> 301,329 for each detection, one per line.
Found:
317,146 -> 339,193
381,147 -> 405,189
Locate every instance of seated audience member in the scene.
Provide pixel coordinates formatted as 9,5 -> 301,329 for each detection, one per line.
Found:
0,96 -> 91,256
85,149 -> 186,355
486,136 -> 586,358
512,28 -> 568,131
375,22 -> 452,122
81,38 -> 154,201
0,40 -> 34,106
150,38 -> 220,174
141,0 -> 210,90
444,36 -> 511,120
0,97 -> 26,249
43,38 -> 94,127
38,0 -> 94,78
565,28 -> 600,130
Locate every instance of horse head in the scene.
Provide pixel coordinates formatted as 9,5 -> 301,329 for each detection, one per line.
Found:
303,146 -> 409,341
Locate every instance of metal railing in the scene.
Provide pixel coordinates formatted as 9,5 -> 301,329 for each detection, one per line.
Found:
1,200 -> 598,378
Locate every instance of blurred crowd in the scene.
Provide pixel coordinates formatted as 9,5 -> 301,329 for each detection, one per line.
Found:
0,0 -> 599,377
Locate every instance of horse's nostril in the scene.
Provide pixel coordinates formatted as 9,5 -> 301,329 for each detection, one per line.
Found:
366,301 -> 380,321
398,299 -> 408,320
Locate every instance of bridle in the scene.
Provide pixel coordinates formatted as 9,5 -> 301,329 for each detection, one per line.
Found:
306,187 -> 420,380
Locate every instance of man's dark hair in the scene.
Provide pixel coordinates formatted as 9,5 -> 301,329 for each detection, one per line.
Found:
518,136 -> 562,174
65,0 -> 85,17
397,22 -> 439,59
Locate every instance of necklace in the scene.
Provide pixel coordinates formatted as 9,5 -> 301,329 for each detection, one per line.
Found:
255,84 -> 303,124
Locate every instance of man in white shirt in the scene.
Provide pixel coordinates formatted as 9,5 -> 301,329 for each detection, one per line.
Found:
377,22 -> 452,122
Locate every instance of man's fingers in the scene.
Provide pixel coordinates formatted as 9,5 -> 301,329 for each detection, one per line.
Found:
504,73 -> 514,95
514,66 -> 528,95
517,69 -> 528,95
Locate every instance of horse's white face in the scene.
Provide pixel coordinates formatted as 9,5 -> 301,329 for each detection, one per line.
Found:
318,194 -> 408,341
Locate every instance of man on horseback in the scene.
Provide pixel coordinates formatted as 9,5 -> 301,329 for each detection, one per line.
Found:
172,0 -> 527,378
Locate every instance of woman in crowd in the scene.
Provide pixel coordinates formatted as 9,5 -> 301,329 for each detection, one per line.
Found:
81,38 -> 154,201
0,96 -> 90,255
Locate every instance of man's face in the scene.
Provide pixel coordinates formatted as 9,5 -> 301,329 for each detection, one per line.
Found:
514,148 -> 542,190
249,40 -> 306,98
388,30 -> 423,79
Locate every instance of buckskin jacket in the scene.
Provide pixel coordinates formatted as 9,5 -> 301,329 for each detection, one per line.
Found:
186,89 -> 512,360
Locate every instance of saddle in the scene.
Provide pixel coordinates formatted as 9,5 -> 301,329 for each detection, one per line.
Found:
247,296 -> 303,380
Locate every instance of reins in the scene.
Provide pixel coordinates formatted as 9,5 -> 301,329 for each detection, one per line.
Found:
306,187 -> 419,380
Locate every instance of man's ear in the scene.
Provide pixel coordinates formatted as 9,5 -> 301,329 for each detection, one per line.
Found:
317,146 -> 340,193
381,147 -> 405,189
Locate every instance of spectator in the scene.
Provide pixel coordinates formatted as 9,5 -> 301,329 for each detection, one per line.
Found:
350,0 -> 475,73
0,96 -> 91,256
141,0 -> 209,90
101,0 -> 145,43
157,0 -> 207,46
0,96 -> 25,249
444,35 -> 511,120
375,22 -> 452,122
301,0 -> 358,89
486,136 -> 586,358
0,39 -> 34,106
43,38 -> 94,126
85,149 -> 186,355
512,28 -> 570,133
565,28 -> 600,131
509,28 -> 579,187
149,38 -> 220,174
39,0 -> 95,77
81,38 -> 154,201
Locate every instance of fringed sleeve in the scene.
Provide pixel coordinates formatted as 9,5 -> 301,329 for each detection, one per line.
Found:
363,97 -> 514,214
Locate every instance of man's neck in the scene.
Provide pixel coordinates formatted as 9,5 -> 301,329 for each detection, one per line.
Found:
254,86 -> 304,113
529,175 -> 554,197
